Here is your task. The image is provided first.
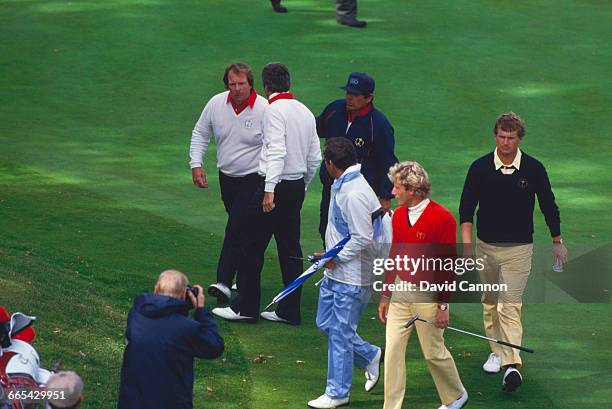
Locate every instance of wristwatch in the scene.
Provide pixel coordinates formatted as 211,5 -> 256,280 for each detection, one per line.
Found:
553,238 -> 563,244
438,304 -> 448,311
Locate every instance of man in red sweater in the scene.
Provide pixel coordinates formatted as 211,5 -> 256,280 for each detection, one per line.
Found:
378,161 -> 467,409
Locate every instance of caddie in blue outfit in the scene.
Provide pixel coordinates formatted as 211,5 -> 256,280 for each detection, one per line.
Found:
317,72 -> 398,243
308,138 -> 383,409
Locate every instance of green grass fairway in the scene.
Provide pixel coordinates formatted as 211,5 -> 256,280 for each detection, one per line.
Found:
1,0 -> 611,408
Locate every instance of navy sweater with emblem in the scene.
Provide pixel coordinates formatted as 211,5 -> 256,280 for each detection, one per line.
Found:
316,99 -> 398,198
459,151 -> 561,244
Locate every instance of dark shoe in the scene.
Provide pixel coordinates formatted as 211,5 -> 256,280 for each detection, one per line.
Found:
339,16 -> 367,28
502,367 -> 522,392
271,0 -> 288,13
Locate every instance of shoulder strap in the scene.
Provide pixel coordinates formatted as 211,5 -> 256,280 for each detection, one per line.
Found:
0,351 -> 16,387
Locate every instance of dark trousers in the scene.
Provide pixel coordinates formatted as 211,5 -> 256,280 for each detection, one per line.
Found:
232,177 -> 305,323
319,183 -> 332,245
215,171 -> 261,287
336,0 -> 357,21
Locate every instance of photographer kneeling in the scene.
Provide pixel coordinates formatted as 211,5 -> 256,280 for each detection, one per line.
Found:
118,270 -> 224,409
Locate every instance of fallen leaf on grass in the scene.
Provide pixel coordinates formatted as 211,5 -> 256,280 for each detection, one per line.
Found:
206,386 -> 214,393
459,351 -> 472,358
295,360 -> 305,364
252,354 -> 274,364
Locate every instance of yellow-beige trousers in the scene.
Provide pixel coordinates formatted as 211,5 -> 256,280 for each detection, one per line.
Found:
383,294 -> 465,409
477,239 -> 533,368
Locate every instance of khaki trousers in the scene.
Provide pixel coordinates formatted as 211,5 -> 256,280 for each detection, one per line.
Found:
477,239 -> 533,368
383,298 -> 464,409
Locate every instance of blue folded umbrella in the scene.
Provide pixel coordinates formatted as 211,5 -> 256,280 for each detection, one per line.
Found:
264,235 -> 350,311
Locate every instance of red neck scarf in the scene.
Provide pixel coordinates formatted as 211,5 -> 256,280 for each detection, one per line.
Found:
268,92 -> 294,104
227,89 -> 257,115
347,103 -> 373,123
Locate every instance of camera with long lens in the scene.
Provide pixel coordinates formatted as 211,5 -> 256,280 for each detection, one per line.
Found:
186,285 -> 199,308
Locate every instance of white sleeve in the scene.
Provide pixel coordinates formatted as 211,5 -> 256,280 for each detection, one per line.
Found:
189,99 -> 214,168
335,192 -> 374,264
304,116 -> 322,190
263,107 -> 287,192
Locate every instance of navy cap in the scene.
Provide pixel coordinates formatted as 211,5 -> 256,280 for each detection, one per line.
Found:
340,72 -> 375,95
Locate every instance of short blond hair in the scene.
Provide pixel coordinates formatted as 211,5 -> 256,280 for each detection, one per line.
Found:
154,270 -> 188,299
388,161 -> 431,199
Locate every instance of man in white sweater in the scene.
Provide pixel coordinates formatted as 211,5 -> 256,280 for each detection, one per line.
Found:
213,63 -> 321,324
189,62 -> 267,303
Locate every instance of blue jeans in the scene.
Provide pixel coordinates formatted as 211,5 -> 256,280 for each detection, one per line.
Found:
316,277 -> 380,399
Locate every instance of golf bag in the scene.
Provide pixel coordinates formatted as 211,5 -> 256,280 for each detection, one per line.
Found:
0,312 -> 50,409
0,348 -> 45,409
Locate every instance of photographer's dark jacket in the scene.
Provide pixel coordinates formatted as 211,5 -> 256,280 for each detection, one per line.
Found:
118,293 -> 224,409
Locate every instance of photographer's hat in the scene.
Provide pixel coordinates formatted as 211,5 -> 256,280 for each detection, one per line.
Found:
340,72 -> 375,95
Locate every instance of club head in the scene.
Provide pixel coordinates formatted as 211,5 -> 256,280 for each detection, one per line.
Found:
404,313 -> 420,328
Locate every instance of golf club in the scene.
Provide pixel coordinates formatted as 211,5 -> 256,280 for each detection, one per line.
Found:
288,254 -> 321,263
404,313 -> 534,353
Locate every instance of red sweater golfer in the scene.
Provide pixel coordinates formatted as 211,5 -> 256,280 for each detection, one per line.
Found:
378,161 -> 467,409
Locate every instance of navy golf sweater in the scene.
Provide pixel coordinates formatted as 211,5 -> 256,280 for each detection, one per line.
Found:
316,99 -> 398,198
459,152 -> 561,244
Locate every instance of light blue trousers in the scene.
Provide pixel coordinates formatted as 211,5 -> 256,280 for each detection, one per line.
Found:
316,277 -> 380,399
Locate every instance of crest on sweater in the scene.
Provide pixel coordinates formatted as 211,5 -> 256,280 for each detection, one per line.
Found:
355,137 -> 365,147
518,177 -> 529,190
244,119 -> 253,128
416,231 -> 426,240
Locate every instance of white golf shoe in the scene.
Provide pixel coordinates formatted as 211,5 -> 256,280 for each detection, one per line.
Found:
260,311 -> 291,324
307,394 -> 349,408
364,347 -> 383,392
482,352 -> 502,373
502,367 -> 522,392
211,307 -> 256,323
207,282 -> 231,303
438,391 -> 468,409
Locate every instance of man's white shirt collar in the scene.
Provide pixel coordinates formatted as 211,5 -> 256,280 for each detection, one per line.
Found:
408,198 -> 430,225
494,148 -> 522,174
338,163 -> 362,178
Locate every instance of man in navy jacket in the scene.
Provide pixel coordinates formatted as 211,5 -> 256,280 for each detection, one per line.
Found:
118,270 -> 224,409
317,72 -> 398,242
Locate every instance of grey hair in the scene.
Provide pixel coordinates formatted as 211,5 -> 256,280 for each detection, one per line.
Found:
154,269 -> 189,299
